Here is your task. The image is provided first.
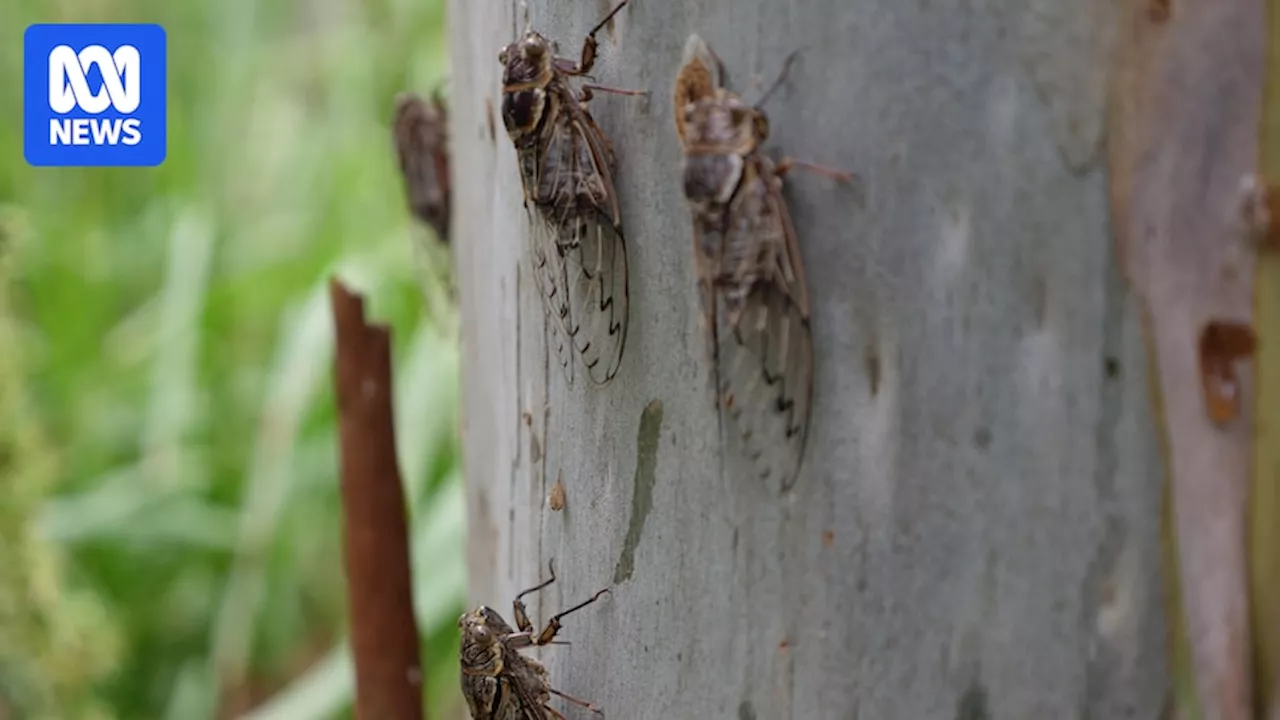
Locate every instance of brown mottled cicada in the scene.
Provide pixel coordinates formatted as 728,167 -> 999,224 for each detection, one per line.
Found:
673,34 -> 852,492
392,91 -> 452,244
498,0 -> 644,385
459,561 -> 609,719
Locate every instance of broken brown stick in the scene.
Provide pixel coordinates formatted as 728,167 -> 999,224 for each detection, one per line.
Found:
329,277 -> 424,720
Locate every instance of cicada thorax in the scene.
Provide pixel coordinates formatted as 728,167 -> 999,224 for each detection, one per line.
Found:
525,88 -> 616,228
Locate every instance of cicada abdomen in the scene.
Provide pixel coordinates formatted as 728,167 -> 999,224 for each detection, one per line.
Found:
674,34 -> 850,492
498,0 -> 641,386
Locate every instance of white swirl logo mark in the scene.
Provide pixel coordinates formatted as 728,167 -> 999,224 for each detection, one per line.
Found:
48,44 -> 140,114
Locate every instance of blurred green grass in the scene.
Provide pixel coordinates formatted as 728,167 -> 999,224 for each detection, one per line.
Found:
0,0 -> 463,718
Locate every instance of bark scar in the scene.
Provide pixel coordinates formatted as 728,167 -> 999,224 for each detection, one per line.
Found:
613,399 -> 663,583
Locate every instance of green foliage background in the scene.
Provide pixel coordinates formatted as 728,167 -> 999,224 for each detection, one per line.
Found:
0,0 -> 464,717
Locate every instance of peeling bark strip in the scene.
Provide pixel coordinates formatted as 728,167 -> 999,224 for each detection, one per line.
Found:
1108,0 -> 1263,717
329,278 -> 424,720
1252,0 -> 1280,713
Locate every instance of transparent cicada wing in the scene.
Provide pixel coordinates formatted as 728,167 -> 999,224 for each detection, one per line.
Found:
559,209 -> 628,385
712,157 -> 815,492
528,211 -> 578,384
526,101 -> 629,385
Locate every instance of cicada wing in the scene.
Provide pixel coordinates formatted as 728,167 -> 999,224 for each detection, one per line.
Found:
533,104 -> 629,385
560,210 -> 628,385
499,649 -> 553,720
528,210 -> 577,385
689,237 -> 722,410
714,159 -> 815,492
513,682 -> 553,720
462,670 -> 547,720
461,668 -> 519,720
715,285 -> 814,492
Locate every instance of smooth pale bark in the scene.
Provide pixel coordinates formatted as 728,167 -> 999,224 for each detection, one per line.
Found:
449,1 -> 1167,717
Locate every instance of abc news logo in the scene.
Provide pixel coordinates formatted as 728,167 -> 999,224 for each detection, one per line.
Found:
48,44 -> 143,147
24,23 -> 167,167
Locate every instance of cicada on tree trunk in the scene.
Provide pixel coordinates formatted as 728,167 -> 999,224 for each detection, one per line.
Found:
498,0 -> 643,385
673,34 -> 852,493
392,91 -> 451,244
459,561 -> 609,719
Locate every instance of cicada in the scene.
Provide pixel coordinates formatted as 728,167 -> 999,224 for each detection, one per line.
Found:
673,34 -> 851,492
498,0 -> 643,385
392,90 -> 452,244
459,561 -> 609,719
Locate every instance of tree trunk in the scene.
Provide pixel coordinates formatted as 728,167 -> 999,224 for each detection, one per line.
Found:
449,1 -> 1169,717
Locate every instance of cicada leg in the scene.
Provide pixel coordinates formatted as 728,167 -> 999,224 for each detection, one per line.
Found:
531,587 -> 611,646
511,559 -> 559,634
542,705 -> 569,720
555,0 -> 630,77
579,84 -> 648,102
550,686 -> 605,715
774,157 -> 855,183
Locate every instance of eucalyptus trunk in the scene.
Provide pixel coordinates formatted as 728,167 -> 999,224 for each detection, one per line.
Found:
448,1 -> 1168,717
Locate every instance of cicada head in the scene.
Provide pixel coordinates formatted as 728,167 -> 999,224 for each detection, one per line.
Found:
458,606 -> 508,677
673,33 -> 723,143
499,31 -> 556,142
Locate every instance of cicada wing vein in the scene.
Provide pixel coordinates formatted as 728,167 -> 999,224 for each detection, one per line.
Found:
528,102 -> 628,385
528,212 -> 577,385
560,211 -> 628,385
509,675 -> 552,720
713,157 -> 815,492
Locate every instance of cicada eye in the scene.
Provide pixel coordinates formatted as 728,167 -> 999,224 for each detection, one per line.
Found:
752,112 -> 770,142
502,89 -> 545,133
498,47 -> 509,65
678,104 -> 700,141
683,164 -> 711,202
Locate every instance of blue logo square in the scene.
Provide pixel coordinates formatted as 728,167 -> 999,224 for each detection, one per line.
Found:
23,23 -> 167,167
